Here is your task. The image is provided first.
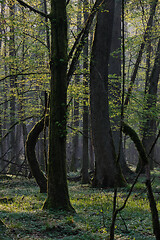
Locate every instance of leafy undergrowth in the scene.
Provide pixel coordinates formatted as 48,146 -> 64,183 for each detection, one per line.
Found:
0,169 -> 159,240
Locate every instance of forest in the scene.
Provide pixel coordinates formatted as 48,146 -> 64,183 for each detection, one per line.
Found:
0,0 -> 160,239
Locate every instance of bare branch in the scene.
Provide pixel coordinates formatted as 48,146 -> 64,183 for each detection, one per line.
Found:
67,0 -> 104,85
124,0 -> 159,106
0,71 -> 50,82
23,32 -> 48,49
16,0 -> 48,18
66,0 -> 70,5
0,116 -> 37,143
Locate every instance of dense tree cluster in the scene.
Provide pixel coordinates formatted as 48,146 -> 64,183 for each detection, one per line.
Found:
0,0 -> 160,238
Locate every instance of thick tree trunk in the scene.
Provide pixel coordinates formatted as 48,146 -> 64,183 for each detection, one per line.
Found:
90,0 -> 126,187
43,0 -> 74,211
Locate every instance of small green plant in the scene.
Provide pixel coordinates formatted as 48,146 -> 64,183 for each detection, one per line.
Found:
0,174 -> 159,239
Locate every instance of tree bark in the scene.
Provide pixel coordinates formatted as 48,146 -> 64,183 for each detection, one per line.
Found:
25,117 -> 47,193
82,0 -> 90,184
43,0 -> 74,211
9,0 -> 16,174
109,0 -> 132,175
70,1 -> 81,172
90,0 -> 126,187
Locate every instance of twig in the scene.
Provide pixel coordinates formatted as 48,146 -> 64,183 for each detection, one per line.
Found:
124,0 -> 158,106
0,71 -> 50,82
0,116 -> 37,143
67,0 -> 104,85
16,0 -> 48,18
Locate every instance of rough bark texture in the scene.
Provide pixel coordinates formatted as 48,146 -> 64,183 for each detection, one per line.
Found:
25,117 -> 47,193
43,0 -> 74,212
90,0 -> 126,187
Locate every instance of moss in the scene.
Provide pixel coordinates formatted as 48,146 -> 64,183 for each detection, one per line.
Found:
25,116 -> 48,193
43,197 -> 75,213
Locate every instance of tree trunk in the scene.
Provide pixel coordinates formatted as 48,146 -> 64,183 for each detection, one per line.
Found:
9,0 -> 16,174
70,2 -> 81,172
122,122 -> 160,240
43,0 -> 74,212
0,117 -> 4,171
82,0 -> 90,184
109,0 -> 132,175
70,99 -> 79,172
142,38 -> 160,167
137,38 -> 160,172
90,0 -> 126,187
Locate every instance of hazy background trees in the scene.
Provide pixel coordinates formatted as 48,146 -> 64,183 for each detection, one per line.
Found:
0,0 -> 159,207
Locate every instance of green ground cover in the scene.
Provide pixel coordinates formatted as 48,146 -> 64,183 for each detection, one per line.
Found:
0,170 -> 159,239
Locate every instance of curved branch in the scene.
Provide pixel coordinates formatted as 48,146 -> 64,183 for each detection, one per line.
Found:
122,122 -> 148,166
0,71 -> 50,82
23,32 -> 48,49
25,116 -> 49,193
0,116 -> 36,143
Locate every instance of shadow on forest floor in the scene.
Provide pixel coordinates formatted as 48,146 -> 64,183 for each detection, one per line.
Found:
0,168 -> 159,239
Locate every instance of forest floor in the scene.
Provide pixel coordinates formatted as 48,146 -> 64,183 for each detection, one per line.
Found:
0,168 -> 160,240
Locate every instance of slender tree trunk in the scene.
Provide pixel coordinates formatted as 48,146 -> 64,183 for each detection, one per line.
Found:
109,0 -> 132,175
0,117 -> 3,171
9,0 -> 16,174
82,0 -> 90,184
70,96 -> 79,172
70,1 -> 81,173
2,11 -> 8,171
90,0 -> 126,187
0,2 -> 5,171
15,123 -> 22,167
140,38 -> 160,170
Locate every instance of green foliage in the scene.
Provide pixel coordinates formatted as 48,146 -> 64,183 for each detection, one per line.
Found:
0,0 -> 50,129
0,173 -> 159,239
